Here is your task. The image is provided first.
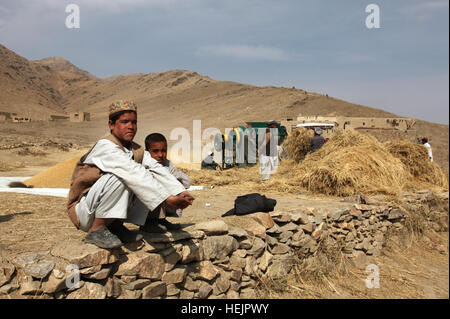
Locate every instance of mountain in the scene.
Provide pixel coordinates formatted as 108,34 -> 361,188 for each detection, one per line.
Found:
33,57 -> 97,81
0,44 -> 67,119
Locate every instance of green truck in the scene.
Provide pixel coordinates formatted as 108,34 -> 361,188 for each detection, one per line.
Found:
213,121 -> 288,169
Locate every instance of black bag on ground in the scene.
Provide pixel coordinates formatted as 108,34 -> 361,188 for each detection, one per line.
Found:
222,193 -> 277,217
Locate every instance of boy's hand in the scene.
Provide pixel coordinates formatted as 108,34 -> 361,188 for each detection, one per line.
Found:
165,191 -> 195,209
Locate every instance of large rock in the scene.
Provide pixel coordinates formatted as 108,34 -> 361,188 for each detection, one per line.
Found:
11,252 -> 48,269
271,243 -> 291,255
105,278 -> 122,298
124,279 -> 151,291
266,223 -> 282,234
143,230 -> 205,243
142,281 -> 167,299
66,282 -> 107,299
250,213 -> 275,229
189,261 -> 219,281
228,227 -> 249,239
164,250 -> 182,271
269,211 -> 291,223
19,276 -> 42,295
279,231 -> 293,243
266,253 -> 295,278
230,255 -> 247,269
166,284 -> 181,296
81,267 -> 111,280
24,260 -> 55,279
239,218 -> 267,237
247,237 -> 266,257
289,211 -> 309,224
184,276 -> 200,291
244,256 -> 259,277
230,268 -> 243,281
214,276 -> 230,294
115,252 -> 165,280
51,241 -> 118,269
279,222 -> 298,232
197,282 -> 213,299
162,267 -> 187,285
194,220 -> 228,235
258,251 -> 273,272
238,238 -> 252,249
41,270 -> 69,294
202,236 -> 239,260
181,242 -> 202,264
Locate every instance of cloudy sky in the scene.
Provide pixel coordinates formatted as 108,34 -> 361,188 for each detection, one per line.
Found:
0,0 -> 448,124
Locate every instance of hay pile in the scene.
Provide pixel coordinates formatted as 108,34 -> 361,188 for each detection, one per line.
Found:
281,128 -> 312,162
384,140 -> 448,189
23,156 -> 80,188
292,130 -> 410,196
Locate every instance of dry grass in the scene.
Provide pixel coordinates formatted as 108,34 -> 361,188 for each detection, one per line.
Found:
296,146 -> 409,196
293,130 -> 409,196
385,140 -> 449,189
188,159 -> 309,195
281,127 -> 312,162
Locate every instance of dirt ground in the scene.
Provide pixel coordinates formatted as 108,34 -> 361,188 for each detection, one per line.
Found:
0,123 -> 448,299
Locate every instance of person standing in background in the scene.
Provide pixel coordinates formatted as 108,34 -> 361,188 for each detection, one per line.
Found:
422,137 -> 433,162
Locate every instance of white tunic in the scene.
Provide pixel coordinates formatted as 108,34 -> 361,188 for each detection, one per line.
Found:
424,142 -> 433,162
83,139 -> 186,210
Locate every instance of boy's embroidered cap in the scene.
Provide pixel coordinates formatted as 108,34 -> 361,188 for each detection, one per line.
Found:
109,100 -> 137,116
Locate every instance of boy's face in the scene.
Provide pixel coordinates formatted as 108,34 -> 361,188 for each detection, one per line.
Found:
108,112 -> 137,145
148,141 -> 167,164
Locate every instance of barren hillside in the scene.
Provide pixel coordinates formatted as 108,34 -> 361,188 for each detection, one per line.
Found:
0,45 -> 67,119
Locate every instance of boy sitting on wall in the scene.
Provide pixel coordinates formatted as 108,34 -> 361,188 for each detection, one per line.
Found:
141,133 -> 191,232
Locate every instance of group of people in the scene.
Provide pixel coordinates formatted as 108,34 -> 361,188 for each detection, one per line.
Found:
200,122 -> 328,181
200,120 -> 281,181
67,101 -> 194,249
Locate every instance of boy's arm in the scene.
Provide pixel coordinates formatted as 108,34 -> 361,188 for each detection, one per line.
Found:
167,161 -> 191,189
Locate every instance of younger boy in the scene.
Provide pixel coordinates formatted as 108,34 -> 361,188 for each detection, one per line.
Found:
142,133 -> 191,232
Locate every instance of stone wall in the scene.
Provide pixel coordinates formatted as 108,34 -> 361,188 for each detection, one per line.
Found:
0,190 -> 447,299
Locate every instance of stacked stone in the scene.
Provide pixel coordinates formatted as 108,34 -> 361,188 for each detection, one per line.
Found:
1,190 -> 447,299
399,190 -> 449,232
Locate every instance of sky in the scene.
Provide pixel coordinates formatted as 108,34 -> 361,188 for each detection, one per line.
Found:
0,0 -> 448,124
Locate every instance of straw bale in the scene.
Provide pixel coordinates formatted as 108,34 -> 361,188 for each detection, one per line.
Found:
23,156 -> 80,188
295,145 -> 408,196
384,140 -> 448,189
307,129 -> 382,161
282,128 -> 312,162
